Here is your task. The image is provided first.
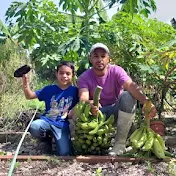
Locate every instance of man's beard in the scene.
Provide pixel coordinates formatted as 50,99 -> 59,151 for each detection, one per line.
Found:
95,64 -> 106,71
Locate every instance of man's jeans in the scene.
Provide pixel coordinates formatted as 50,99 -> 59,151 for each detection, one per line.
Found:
29,119 -> 72,156
100,91 -> 137,119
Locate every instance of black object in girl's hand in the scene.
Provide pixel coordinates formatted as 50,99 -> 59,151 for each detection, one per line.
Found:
14,65 -> 31,77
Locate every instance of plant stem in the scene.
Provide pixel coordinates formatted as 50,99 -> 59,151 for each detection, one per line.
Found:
8,107 -> 39,176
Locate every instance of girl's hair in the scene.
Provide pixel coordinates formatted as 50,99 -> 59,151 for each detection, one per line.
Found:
56,61 -> 75,75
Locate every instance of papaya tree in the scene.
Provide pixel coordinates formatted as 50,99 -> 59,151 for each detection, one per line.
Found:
55,0 -> 110,74
104,0 -> 156,17
5,0 -> 158,77
96,12 -> 176,74
0,19 -> 17,45
5,0 -> 110,78
139,39 -> 176,117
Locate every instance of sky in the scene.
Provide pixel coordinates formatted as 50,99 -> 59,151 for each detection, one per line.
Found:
0,0 -> 176,24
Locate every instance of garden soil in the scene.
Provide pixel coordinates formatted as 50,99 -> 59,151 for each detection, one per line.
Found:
0,159 -> 175,176
0,112 -> 176,176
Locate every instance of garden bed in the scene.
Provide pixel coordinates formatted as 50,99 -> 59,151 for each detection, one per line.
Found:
0,131 -> 176,176
0,113 -> 176,175
0,158 -> 175,176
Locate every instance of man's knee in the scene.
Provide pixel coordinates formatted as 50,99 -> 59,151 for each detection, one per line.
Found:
119,91 -> 137,113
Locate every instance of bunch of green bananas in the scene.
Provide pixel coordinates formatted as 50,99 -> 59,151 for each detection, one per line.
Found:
73,101 -> 116,155
129,126 -> 166,159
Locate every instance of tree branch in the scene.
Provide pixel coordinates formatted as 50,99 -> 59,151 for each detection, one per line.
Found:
164,65 -> 176,83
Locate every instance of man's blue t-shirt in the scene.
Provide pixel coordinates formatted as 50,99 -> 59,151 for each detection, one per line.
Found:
35,84 -> 79,129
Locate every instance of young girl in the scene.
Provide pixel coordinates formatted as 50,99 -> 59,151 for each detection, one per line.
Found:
22,61 -> 79,156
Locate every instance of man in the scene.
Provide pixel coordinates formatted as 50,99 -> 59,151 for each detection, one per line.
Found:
77,43 -> 157,155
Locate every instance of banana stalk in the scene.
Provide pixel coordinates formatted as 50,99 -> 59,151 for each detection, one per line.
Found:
93,86 -> 103,122
144,100 -> 152,128
93,86 -> 103,106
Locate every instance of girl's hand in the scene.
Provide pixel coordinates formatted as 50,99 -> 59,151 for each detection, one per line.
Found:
68,109 -> 73,119
21,74 -> 36,99
68,107 -> 77,121
22,74 -> 29,88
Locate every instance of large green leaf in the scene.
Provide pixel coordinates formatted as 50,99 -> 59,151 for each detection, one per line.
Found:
96,0 -> 110,22
5,1 -> 26,22
0,20 -> 11,37
57,36 -> 82,55
104,0 -> 156,17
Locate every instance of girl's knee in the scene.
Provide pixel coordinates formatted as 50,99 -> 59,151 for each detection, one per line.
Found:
29,120 -> 48,138
30,120 -> 41,131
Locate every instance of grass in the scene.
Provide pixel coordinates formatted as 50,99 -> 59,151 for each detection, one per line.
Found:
168,160 -> 176,176
145,161 -> 155,174
96,167 -> 103,176
47,156 -> 61,166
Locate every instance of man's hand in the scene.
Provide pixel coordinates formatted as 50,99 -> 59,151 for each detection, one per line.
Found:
142,103 -> 157,118
89,101 -> 102,116
79,88 -> 102,116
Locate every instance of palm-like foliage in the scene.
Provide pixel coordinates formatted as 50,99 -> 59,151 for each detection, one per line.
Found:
104,0 -> 156,17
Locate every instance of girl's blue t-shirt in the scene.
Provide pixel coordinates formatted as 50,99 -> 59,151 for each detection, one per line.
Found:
35,84 -> 79,129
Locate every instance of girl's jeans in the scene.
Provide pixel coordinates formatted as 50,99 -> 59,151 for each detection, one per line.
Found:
29,119 -> 72,156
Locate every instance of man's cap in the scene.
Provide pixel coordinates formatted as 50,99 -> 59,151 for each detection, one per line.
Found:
89,43 -> 110,55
